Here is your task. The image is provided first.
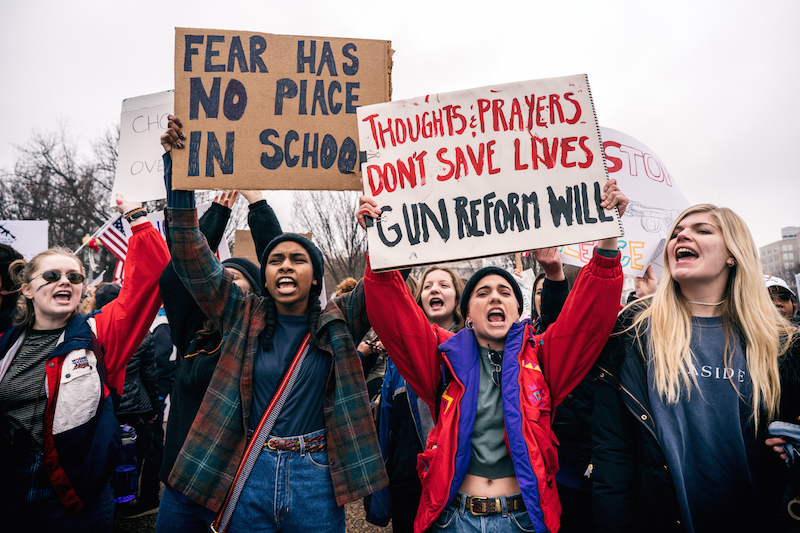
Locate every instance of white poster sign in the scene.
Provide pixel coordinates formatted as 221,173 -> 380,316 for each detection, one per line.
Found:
513,268 -> 536,321
559,127 -> 690,278
0,220 -> 48,260
357,74 -> 621,271
111,90 -> 174,204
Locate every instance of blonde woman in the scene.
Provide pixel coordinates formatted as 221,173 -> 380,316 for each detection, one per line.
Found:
592,204 -> 800,532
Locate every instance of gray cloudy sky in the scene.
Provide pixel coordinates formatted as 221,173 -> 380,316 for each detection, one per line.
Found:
1,0 -> 797,247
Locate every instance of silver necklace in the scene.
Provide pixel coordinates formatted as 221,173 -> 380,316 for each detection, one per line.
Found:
688,300 -> 725,306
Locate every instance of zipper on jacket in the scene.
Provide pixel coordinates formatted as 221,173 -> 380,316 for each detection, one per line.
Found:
597,365 -> 659,443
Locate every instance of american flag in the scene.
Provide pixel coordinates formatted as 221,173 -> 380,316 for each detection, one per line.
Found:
113,259 -> 125,284
98,215 -> 128,262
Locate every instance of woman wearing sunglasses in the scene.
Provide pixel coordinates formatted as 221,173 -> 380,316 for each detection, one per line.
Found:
0,194 -> 170,532
360,180 -> 626,533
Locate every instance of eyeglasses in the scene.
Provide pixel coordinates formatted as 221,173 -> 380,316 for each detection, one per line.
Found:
34,270 -> 85,285
488,349 -> 502,387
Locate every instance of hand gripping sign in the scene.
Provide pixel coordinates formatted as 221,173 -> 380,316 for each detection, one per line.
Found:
357,74 -> 622,271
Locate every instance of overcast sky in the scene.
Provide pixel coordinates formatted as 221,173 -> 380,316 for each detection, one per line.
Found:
1,0 -> 797,248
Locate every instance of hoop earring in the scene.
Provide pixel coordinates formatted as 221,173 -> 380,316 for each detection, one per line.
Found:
465,318 -> 473,330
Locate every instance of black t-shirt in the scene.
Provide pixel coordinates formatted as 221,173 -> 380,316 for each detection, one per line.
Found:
251,314 -> 331,437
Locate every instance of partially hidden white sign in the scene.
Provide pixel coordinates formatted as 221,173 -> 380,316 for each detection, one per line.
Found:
357,74 -> 621,271
111,90 -> 174,204
0,220 -> 48,261
559,127 -> 690,278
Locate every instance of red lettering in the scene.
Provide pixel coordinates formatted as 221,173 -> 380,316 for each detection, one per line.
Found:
395,118 -> 407,144
560,137 -> 577,168
487,140 -> 500,174
509,98 -> 523,130
536,96 -> 548,127
602,140 -> 622,172
564,92 -> 581,124
378,118 -> 396,148
421,112 -> 433,138
415,151 -> 428,185
549,94 -> 564,124
407,115 -> 421,142
436,147 -> 454,181
524,94 -> 535,130
467,144 -> 485,175
366,164 -> 383,195
383,162 -> 397,192
477,99 -> 491,133
431,109 -> 443,137
454,147 -> 469,179
514,138 -> 528,170
532,136 -> 558,169
579,136 -> 593,169
362,114 -> 381,150
397,156 -> 417,188
492,99 -> 508,132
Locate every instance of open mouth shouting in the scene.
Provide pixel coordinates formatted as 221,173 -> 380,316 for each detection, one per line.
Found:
675,247 -> 699,263
53,289 -> 73,304
276,276 -> 297,294
487,308 -> 506,327
429,297 -> 444,310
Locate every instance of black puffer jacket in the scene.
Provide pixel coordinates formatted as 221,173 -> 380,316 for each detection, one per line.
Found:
118,332 -> 160,416
592,304 -> 800,532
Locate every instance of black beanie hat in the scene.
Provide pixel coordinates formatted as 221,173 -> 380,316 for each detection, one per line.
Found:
0,244 -> 23,291
460,266 -> 524,320
222,257 -> 264,296
260,234 -> 324,299
95,283 -> 121,309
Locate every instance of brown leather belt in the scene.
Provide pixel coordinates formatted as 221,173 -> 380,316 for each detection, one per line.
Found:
264,434 -> 326,452
453,494 -> 526,516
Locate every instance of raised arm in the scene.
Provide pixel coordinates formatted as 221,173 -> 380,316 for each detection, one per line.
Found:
535,181 -> 626,406
364,259 -> 450,409
241,190 -> 283,261
94,195 -> 170,393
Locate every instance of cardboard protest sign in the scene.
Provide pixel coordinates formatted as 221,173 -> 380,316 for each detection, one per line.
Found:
172,28 -> 392,191
112,91 -> 173,204
0,220 -> 48,260
358,74 -> 622,271
559,127 -> 690,277
513,268 -> 536,321
234,229 -> 259,264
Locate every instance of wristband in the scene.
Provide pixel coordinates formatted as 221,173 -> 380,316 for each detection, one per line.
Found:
126,209 -> 148,223
123,207 -> 144,218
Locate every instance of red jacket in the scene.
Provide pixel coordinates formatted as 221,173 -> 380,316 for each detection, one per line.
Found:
365,252 -> 622,532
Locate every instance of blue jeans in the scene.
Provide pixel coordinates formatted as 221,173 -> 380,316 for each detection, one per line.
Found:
227,429 -> 344,533
155,485 -> 217,533
433,492 -> 536,532
0,448 -> 115,532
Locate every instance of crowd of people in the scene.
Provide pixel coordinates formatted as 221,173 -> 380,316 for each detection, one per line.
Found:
0,113 -> 798,533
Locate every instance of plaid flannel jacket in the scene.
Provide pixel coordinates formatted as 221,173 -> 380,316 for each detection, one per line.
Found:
165,208 -> 387,511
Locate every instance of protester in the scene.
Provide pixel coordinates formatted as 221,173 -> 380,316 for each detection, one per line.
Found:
160,115 -> 387,533
0,243 -> 23,332
367,266 -> 466,531
155,152 -> 281,531
360,180 -> 626,532
592,204 -> 800,532
765,275 -> 799,325
0,194 -> 169,532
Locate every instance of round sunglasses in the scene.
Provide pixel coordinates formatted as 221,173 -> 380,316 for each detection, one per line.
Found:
488,349 -> 503,387
33,270 -> 85,285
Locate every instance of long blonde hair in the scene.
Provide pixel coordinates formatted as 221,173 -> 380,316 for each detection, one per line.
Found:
10,247 -> 85,330
629,204 -> 795,428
